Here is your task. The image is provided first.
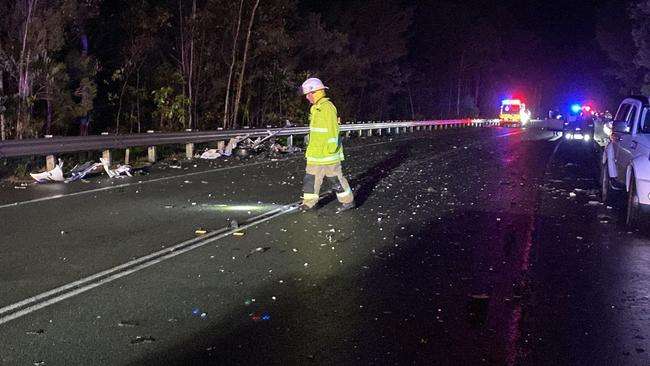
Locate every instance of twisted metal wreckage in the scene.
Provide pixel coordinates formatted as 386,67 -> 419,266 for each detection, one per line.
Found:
198,130 -> 300,159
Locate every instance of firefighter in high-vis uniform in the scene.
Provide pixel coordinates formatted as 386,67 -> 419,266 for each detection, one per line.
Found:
299,77 -> 355,212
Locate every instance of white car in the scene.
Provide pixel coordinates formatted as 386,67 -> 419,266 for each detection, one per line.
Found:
602,96 -> 650,226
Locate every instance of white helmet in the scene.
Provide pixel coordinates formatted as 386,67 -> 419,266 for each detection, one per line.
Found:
301,77 -> 328,95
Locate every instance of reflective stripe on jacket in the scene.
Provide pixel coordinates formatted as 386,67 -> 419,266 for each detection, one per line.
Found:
306,97 -> 344,165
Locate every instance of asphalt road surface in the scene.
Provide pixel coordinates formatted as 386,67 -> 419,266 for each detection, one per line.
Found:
0,126 -> 648,365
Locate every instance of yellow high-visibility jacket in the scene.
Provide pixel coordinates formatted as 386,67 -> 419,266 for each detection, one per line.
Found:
306,97 -> 344,165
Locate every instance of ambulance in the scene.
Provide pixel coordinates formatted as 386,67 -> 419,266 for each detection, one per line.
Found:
499,99 -> 530,127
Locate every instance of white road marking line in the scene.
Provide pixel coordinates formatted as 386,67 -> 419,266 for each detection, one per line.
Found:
0,203 -> 297,326
0,160 -> 279,209
0,128 -> 505,324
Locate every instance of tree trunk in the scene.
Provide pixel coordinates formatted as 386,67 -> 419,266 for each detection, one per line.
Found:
129,102 -> 134,133
0,112 -> 5,140
193,29 -> 205,130
232,0 -> 259,129
178,0 -> 186,129
46,96 -> 52,135
188,0 -> 196,130
136,69 -> 141,133
224,0 -> 244,129
17,0 -> 37,139
0,71 -> 5,141
115,80 -> 129,134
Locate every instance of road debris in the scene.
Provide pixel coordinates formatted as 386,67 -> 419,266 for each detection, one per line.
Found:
117,321 -> 139,328
192,308 -> 207,318
249,312 -> 270,322
246,247 -> 270,258
130,336 -> 156,344
30,159 -> 65,183
199,149 -> 221,159
65,161 -> 102,183
100,158 -> 132,178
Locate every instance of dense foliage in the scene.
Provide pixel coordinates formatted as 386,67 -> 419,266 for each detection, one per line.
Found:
0,0 -> 636,139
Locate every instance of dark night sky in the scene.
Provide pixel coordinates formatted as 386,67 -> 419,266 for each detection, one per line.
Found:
301,0 -> 616,107
300,0 -> 620,112
404,0 -> 613,110
507,0 -> 600,47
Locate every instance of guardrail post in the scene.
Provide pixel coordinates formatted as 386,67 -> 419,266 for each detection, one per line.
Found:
287,135 -> 293,147
358,129 -> 363,137
377,128 -> 382,136
46,155 -> 56,171
102,149 -> 111,167
367,129 -> 373,137
186,143 -> 194,159
124,148 -> 130,165
148,146 -> 156,163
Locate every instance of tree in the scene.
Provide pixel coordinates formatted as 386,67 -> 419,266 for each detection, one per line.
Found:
231,0 -> 260,128
622,0 -> 649,93
0,0 -> 99,138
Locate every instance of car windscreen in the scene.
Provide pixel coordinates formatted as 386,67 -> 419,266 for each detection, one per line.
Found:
501,104 -> 520,113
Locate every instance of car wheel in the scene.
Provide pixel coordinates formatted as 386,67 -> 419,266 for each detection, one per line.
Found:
601,161 -> 614,205
626,173 -> 642,228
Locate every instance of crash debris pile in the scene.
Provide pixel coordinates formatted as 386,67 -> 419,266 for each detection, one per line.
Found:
30,159 -> 104,183
29,158 -> 133,183
198,131 -> 300,160
99,158 -> 132,178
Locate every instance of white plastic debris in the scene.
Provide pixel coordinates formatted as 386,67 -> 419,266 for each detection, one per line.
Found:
30,159 -> 65,183
222,135 -> 249,156
65,161 -> 102,183
100,158 -> 132,178
199,149 -> 222,160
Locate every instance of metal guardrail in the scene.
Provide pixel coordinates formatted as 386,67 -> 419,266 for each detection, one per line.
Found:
0,119 -> 502,169
0,119 -> 500,159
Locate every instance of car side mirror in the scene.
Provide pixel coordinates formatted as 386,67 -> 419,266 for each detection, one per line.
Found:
612,120 -> 629,133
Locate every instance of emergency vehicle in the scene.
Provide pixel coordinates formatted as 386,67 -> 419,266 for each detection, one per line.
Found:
499,99 -> 530,127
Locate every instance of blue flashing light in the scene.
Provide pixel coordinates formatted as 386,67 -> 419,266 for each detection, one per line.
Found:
571,104 -> 581,113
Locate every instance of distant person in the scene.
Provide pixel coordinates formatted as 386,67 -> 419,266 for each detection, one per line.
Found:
298,77 -> 355,212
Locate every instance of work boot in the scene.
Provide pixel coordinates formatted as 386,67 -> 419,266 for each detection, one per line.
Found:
337,201 -> 356,213
298,203 -> 317,212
